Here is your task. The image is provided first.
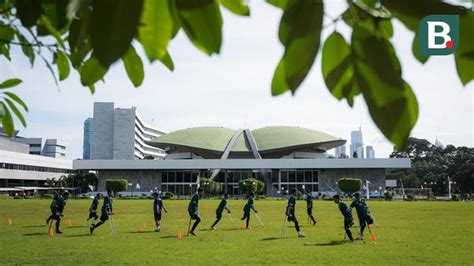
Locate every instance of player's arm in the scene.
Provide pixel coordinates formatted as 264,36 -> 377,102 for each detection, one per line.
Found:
162,203 -> 168,213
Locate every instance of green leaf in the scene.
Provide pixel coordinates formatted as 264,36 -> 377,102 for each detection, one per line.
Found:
79,55 -> 108,87
56,50 -> 70,81
271,0 -> 324,96
266,0 -> 292,9
220,0 -> 250,16
0,43 -> 11,61
68,4 -> 92,68
174,0 -> 223,55
4,98 -> 26,127
0,79 -> 22,89
0,24 -> 14,41
455,13 -> 474,86
139,0 -> 173,62
159,51 -> 175,71
321,32 -> 359,107
3,92 -> 28,111
342,4 -> 393,39
91,0 -> 144,66
15,0 -> 43,28
411,34 -> 428,64
0,102 -> 14,137
40,0 -> 68,31
352,25 -> 418,149
40,15 -> 65,48
16,32 -> 35,66
122,46 -> 144,88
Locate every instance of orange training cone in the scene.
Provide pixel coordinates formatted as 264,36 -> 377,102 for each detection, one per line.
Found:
371,232 -> 376,241
242,223 -> 246,229
7,218 -> 12,225
141,222 -> 146,229
67,220 -> 72,227
177,231 -> 182,240
49,227 -> 54,237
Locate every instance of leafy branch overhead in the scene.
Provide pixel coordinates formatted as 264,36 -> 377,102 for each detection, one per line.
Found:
0,0 -> 472,148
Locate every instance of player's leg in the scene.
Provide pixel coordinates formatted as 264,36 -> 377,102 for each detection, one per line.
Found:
190,215 -> 201,235
90,215 -> 107,234
55,215 -> 62,234
211,213 -> 221,229
345,226 -> 354,241
308,208 -> 317,225
246,213 -> 250,229
359,219 -> 366,238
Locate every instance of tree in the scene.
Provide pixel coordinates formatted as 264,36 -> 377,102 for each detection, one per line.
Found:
0,0 -> 472,149
452,163 -> 474,194
390,138 -> 474,194
239,178 -> 264,195
105,179 -> 128,192
338,177 -> 362,194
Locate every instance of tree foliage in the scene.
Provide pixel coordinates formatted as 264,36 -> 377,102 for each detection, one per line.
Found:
389,138 -> 474,194
338,177 -> 363,194
105,179 -> 128,192
0,0 -> 472,148
239,178 -> 265,194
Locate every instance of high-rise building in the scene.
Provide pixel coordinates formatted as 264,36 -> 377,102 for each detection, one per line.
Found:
90,102 -> 166,160
83,118 -> 93,159
334,144 -> 347,158
350,126 -> 364,158
366,146 -> 375,159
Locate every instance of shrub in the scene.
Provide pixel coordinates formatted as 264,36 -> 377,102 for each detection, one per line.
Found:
199,177 -> 222,194
405,194 -> 415,201
451,194 -> 459,201
105,179 -> 128,192
384,191 -> 393,201
239,178 -> 265,194
41,193 -> 54,199
338,177 -> 362,194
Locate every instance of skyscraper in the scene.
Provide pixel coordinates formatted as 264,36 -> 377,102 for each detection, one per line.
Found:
366,146 -> 375,159
83,118 -> 93,159
335,144 -> 347,158
350,126 -> 364,158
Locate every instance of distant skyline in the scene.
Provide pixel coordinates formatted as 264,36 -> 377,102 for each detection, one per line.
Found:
0,1 -> 472,159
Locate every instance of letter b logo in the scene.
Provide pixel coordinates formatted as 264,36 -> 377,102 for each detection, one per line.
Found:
419,15 -> 459,56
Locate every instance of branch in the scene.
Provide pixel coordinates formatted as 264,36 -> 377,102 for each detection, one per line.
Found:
0,38 -> 58,47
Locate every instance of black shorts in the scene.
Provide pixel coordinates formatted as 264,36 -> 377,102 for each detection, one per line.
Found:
344,217 -> 354,228
216,212 -> 222,219
154,213 -> 162,221
287,215 -> 298,222
89,212 -> 98,219
359,216 -> 374,226
190,214 -> 200,220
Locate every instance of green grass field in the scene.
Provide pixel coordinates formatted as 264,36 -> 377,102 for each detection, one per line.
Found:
0,199 -> 473,265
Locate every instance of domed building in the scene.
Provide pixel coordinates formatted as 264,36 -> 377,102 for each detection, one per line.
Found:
75,125 -> 410,197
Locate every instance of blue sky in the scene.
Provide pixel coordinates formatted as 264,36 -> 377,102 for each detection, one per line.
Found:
1,1 -> 473,159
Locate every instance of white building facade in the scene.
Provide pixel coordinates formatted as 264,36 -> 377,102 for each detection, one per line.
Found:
90,102 -> 166,160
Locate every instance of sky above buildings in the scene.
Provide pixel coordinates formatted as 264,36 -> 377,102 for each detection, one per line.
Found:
1,1 -> 473,159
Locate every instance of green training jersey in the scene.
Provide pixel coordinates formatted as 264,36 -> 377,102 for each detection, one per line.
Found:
350,199 -> 370,218
287,196 -> 296,216
56,195 -> 66,213
338,201 -> 352,218
306,194 -> 313,209
188,193 -> 199,215
243,197 -> 254,212
102,196 -> 113,214
216,197 -> 227,214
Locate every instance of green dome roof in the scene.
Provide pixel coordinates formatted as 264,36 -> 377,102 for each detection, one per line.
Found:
148,126 -> 345,158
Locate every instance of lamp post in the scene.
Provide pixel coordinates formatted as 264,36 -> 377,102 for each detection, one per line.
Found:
448,176 -> 453,200
128,183 -> 132,197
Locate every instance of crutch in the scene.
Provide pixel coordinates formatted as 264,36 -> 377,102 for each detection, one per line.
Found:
107,208 -> 116,235
254,212 -> 265,227
186,218 -> 192,236
280,215 -> 288,237
227,212 -> 235,224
